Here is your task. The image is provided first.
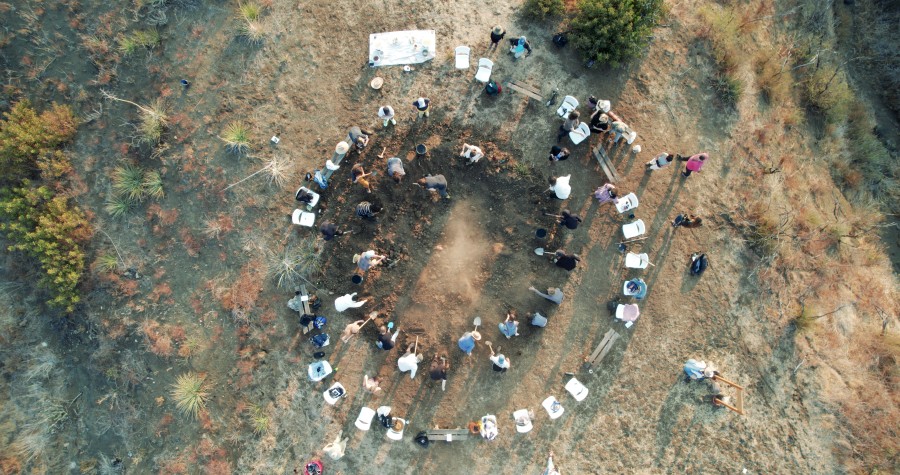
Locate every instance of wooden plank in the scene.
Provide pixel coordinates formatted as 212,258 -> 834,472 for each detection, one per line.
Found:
426,429 -> 472,441
593,145 -> 621,183
506,82 -> 543,101
587,329 -> 616,363
595,331 -> 620,363
299,285 -> 312,315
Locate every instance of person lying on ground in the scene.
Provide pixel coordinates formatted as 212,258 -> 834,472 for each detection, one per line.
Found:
377,105 -> 396,127
346,126 -> 371,151
416,174 -> 450,199
559,210 -> 582,230
489,25 -> 506,50
689,252 -> 709,276
593,183 -> 618,204
354,250 -> 386,272
544,450 -> 560,475
498,310 -> 520,339
356,201 -> 382,220
386,156 -> 405,183
334,292 -> 367,312
460,143 -> 485,164
376,324 -> 399,350
350,164 -> 373,193
646,152 -> 676,171
529,286 -> 564,304
413,97 -> 431,118
589,110 -> 610,134
557,111 -> 580,143
682,152 -> 709,177
552,250 -> 581,271
458,331 -> 477,355
397,343 -> 424,379
363,374 -> 382,393
530,311 -> 548,327
509,36 -> 532,58
546,175 -> 571,199
672,213 -> 703,228
319,221 -> 350,241
548,145 -> 570,163
429,354 -> 450,391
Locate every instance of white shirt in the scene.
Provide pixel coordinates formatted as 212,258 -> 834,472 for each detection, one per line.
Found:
335,293 -> 366,312
552,175 -> 571,199
378,106 -> 395,119
490,354 -> 511,369
398,353 -> 419,378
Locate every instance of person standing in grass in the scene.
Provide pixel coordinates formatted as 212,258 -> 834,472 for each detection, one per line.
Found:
319,221 -> 350,241
546,175 -> 571,200
646,152 -> 676,171
489,26 -> 506,50
378,105 -> 397,128
489,350 -> 510,373
346,126 -> 372,150
498,310 -> 520,339
610,120 -> 635,144
529,286 -> 564,305
551,250 -> 580,271
429,354 -> 450,391
558,210 -> 582,230
413,97 -> 431,118
682,152 -> 709,177
355,201 -> 382,220
376,324 -> 399,350
557,111 -> 580,143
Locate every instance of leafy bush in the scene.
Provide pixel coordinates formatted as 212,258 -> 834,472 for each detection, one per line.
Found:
700,6 -> 743,106
712,73 -> 743,107
570,0 -> 665,67
522,0 -> 565,19
0,100 -> 77,183
0,183 -> 90,312
800,65 -> 852,124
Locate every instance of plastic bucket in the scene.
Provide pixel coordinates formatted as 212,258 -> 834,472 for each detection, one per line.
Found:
415,144 -> 427,156
351,274 -> 363,285
535,228 -> 548,239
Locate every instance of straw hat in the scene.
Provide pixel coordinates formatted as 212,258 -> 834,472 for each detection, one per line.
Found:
492,26 -> 504,35
392,419 -> 404,432
471,330 -> 482,341
370,77 -> 384,89
352,254 -> 361,264
335,141 -> 350,154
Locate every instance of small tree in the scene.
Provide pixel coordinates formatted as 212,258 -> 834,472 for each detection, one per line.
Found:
0,100 -> 77,182
570,0 -> 665,67
523,0 -> 565,19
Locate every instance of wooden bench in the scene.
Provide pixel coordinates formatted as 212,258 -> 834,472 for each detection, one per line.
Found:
506,81 -> 543,102
425,428 -> 473,442
583,329 -> 620,373
593,144 -> 621,183
298,285 -> 313,334
711,374 -> 746,415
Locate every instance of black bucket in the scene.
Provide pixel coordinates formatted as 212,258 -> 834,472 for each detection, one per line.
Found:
351,274 -> 363,285
415,144 -> 427,156
535,228 -> 548,239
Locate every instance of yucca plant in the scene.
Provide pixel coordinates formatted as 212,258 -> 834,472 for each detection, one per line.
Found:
249,404 -> 269,434
239,2 -> 261,21
171,372 -> 209,419
142,170 -> 164,199
239,19 -> 266,44
221,121 -> 251,155
96,254 -> 120,273
112,164 -> 147,201
132,29 -> 160,48
117,36 -> 138,56
105,194 -> 135,218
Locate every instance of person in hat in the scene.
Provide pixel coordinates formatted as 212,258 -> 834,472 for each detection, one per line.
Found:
459,143 -> 485,165
593,183 -> 618,205
429,354 -> 450,390
346,126 -> 371,151
489,348 -> 510,373
412,97 -> 431,118
489,26 -> 506,50
682,152 -> 709,177
397,343 -> 424,378
376,324 -> 399,350
529,285 -> 564,305
335,292 -> 367,312
356,201 -> 382,220
552,250 -> 580,271
498,310 -> 520,339
559,210 -> 582,230
557,111 -> 580,143
350,164 -> 374,193
589,110 -> 610,133
548,145 -> 570,163
354,250 -> 386,272
689,252 -> 709,276
458,331 -> 478,355
610,120 -> 634,145
378,105 -> 397,128
646,152 -> 676,171
386,156 -> 405,183
319,221 -> 349,241
416,174 -> 450,199
546,175 -> 572,200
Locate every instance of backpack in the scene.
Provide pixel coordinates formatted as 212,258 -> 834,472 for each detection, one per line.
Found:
553,33 -> 568,48
379,414 -> 392,428
310,333 -> 330,348
414,431 -> 430,448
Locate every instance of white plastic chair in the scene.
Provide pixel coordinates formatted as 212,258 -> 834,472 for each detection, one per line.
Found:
512,409 -> 533,433
355,407 -> 376,431
386,417 -> 407,441
295,186 -> 321,208
556,95 -> 579,117
565,378 -> 589,402
323,382 -> 346,405
616,304 -> 640,328
542,396 -> 565,420
622,219 -> 646,239
623,279 -> 648,300
615,193 -> 639,213
475,58 -> 493,83
292,209 -> 316,227
625,252 -> 650,269
455,46 -> 471,69
308,361 -> 332,382
568,122 -> 591,145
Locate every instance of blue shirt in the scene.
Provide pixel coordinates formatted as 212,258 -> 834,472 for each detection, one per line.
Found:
458,334 -> 475,354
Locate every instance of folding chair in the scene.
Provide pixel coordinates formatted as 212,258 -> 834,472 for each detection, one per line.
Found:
565,378 -> 589,401
568,122 -> 591,145
355,407 -> 376,430
292,209 -> 316,227
455,46 -> 471,69
475,58 -> 493,83
541,396 -> 565,419
386,417 -> 407,441
615,193 -> 639,214
623,278 -> 648,300
512,409 -> 533,433
308,361 -> 332,382
323,382 -> 346,405
615,304 -> 640,328
622,219 -> 646,239
624,252 -> 650,269
556,95 -> 578,117
295,186 -> 321,209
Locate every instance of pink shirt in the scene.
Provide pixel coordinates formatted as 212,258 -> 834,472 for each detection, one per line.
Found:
686,153 -> 708,172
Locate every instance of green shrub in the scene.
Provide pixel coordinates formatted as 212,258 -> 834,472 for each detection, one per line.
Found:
0,183 -> 90,312
522,0 -> 565,19
0,100 -> 77,183
801,66 -> 852,124
118,30 -> 160,56
700,6 -> 744,106
570,0 -> 665,67
712,73 -> 743,107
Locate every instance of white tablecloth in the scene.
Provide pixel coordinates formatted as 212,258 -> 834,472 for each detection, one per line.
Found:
369,30 -> 436,67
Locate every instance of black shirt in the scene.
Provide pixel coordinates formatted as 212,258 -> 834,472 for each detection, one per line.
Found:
560,212 -> 582,230
378,332 -> 394,350
556,254 -> 580,271
320,222 -> 338,241
490,30 -> 506,44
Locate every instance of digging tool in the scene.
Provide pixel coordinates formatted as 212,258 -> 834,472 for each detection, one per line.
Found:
472,317 -> 482,333
485,341 -> 494,355
414,336 -> 419,354
543,213 -> 563,218
534,248 -> 545,256
618,236 -> 649,245
378,147 -> 387,159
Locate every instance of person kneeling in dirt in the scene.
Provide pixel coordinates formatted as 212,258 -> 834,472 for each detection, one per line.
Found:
397,343 -> 424,379
546,175 -> 572,200
689,252 -> 709,276
429,354 -> 450,391
458,331 -> 478,355
529,286 -> 564,305
672,213 -> 702,228
319,221 -> 349,241
593,183 -> 618,205
684,359 -> 717,381
551,250 -> 580,272
499,310 -> 520,339
356,201 -> 382,220
346,126 -> 372,151
350,164 -> 374,193
559,210 -> 583,230
416,174 -> 450,199
354,250 -> 386,273
530,311 -> 548,327
460,143 -> 485,165
376,324 -> 399,350
387,156 -> 406,183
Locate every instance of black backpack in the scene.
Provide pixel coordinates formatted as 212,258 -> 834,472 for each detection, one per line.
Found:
553,33 -> 568,48
414,431 -> 430,447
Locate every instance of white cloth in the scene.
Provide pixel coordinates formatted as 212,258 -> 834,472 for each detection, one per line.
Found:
322,432 -> 348,460
378,106 -> 395,120
369,30 -> 436,67
398,353 -> 420,378
335,293 -> 366,312
480,415 -> 498,440
552,175 -> 571,199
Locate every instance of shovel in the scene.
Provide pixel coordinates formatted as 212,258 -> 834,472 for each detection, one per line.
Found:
534,247 -> 545,256
485,341 -> 494,355
473,316 -> 482,333
414,336 -> 419,354
378,147 -> 387,159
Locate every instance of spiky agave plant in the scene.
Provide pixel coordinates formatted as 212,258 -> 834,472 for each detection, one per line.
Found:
267,238 -> 322,289
238,2 -> 261,21
112,164 -> 146,201
137,98 -> 167,145
171,372 -> 209,419
221,121 -> 251,155
96,254 -> 121,273
105,194 -> 136,218
142,169 -> 164,199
